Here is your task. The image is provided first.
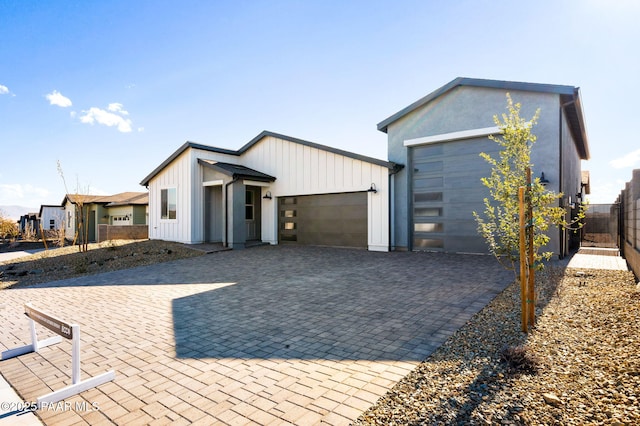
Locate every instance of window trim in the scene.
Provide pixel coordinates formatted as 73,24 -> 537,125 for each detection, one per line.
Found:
160,187 -> 177,220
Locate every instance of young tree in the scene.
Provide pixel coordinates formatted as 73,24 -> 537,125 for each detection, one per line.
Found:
57,161 -> 90,252
473,94 -> 575,278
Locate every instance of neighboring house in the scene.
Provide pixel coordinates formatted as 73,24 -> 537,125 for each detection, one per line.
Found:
39,205 -> 64,231
140,131 -> 400,251
62,192 -> 149,242
17,212 -> 39,236
377,77 -> 590,257
104,192 -> 149,226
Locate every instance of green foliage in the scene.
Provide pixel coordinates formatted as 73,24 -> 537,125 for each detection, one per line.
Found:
473,94 -> 579,274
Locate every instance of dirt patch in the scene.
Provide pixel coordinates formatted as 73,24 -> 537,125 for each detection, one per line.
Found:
0,240 -> 49,253
0,240 -> 205,290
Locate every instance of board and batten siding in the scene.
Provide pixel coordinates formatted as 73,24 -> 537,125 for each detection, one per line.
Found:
40,206 -> 64,230
240,135 -> 391,251
147,150 -> 193,243
149,147 -> 240,243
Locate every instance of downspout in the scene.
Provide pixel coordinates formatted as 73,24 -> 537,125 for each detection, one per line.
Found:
224,175 -> 239,248
389,173 -> 395,251
558,97 -> 576,259
388,164 -> 403,251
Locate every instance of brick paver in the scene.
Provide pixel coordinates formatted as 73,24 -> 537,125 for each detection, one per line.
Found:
564,247 -> 629,270
1,246 -> 511,425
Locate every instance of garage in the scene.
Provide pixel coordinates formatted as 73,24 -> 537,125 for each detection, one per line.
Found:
278,192 -> 368,248
411,138 -> 498,252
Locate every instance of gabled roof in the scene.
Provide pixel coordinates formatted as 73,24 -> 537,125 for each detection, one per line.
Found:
198,160 -> 276,182
38,204 -> 63,217
377,77 -> 590,160
61,192 -> 148,207
106,192 -> 149,207
140,130 -> 399,186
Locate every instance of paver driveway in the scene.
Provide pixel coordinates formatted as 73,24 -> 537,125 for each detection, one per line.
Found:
0,246 -> 511,425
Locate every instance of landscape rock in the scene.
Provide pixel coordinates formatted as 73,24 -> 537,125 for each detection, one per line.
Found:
542,392 -> 562,407
354,267 -> 639,425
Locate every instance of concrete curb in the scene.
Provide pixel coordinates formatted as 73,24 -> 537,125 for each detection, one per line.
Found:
0,373 -> 42,425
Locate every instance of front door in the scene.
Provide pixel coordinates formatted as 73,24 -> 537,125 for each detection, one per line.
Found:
205,186 -> 223,242
245,188 -> 258,240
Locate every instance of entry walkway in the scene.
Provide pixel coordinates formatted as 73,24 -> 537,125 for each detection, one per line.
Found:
562,247 -> 629,271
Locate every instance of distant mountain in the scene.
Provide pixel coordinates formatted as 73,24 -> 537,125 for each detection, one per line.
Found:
0,205 -> 38,221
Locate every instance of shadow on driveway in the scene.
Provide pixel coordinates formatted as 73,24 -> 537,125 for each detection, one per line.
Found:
170,246 -> 512,361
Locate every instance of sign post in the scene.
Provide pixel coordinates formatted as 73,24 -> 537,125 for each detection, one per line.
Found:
1,302 -> 115,405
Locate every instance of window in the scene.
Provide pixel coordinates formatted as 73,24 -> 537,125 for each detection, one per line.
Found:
245,190 -> 254,220
161,188 -> 177,219
49,219 -> 55,230
415,192 -> 443,202
415,207 -> 442,217
414,223 -> 444,233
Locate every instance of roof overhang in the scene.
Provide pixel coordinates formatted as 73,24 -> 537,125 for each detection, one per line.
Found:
198,159 -> 276,182
141,130 -> 400,187
377,77 -> 590,160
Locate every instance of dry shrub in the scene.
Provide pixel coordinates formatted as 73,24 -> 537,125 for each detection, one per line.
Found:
500,345 -> 539,374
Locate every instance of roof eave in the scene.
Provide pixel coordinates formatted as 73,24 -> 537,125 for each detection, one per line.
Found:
377,77 -> 579,134
240,130 -> 398,170
198,159 -> 277,182
140,142 -> 240,187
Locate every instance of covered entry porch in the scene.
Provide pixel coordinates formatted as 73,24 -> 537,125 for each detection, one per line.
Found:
200,159 -> 276,249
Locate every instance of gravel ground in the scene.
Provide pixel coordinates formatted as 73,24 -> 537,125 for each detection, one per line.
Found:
354,266 -> 640,425
0,239 -> 204,289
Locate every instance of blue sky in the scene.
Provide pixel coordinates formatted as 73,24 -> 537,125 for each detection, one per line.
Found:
1,0 -> 639,216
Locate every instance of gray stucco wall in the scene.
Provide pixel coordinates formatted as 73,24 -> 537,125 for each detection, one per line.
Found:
559,107 -> 584,254
386,85 -> 568,254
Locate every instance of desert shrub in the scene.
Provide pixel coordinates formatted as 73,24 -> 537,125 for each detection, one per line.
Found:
500,345 -> 539,374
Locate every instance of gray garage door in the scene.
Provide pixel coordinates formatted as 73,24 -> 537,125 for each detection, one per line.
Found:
411,138 -> 498,253
278,192 -> 367,248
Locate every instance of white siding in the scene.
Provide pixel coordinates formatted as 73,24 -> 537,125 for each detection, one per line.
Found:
241,135 -> 390,251
148,147 -> 238,244
64,200 -> 76,237
148,150 -> 192,243
147,135 -> 391,250
40,206 -> 64,230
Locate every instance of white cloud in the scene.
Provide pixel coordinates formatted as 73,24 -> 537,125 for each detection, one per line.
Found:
107,103 -> 129,115
609,149 -> 640,169
0,183 -> 50,205
46,90 -> 72,107
79,106 -> 133,133
0,84 -> 9,95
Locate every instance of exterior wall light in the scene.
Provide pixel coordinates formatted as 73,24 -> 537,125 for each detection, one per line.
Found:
263,191 -> 272,200
367,183 -> 378,194
539,172 -> 550,186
